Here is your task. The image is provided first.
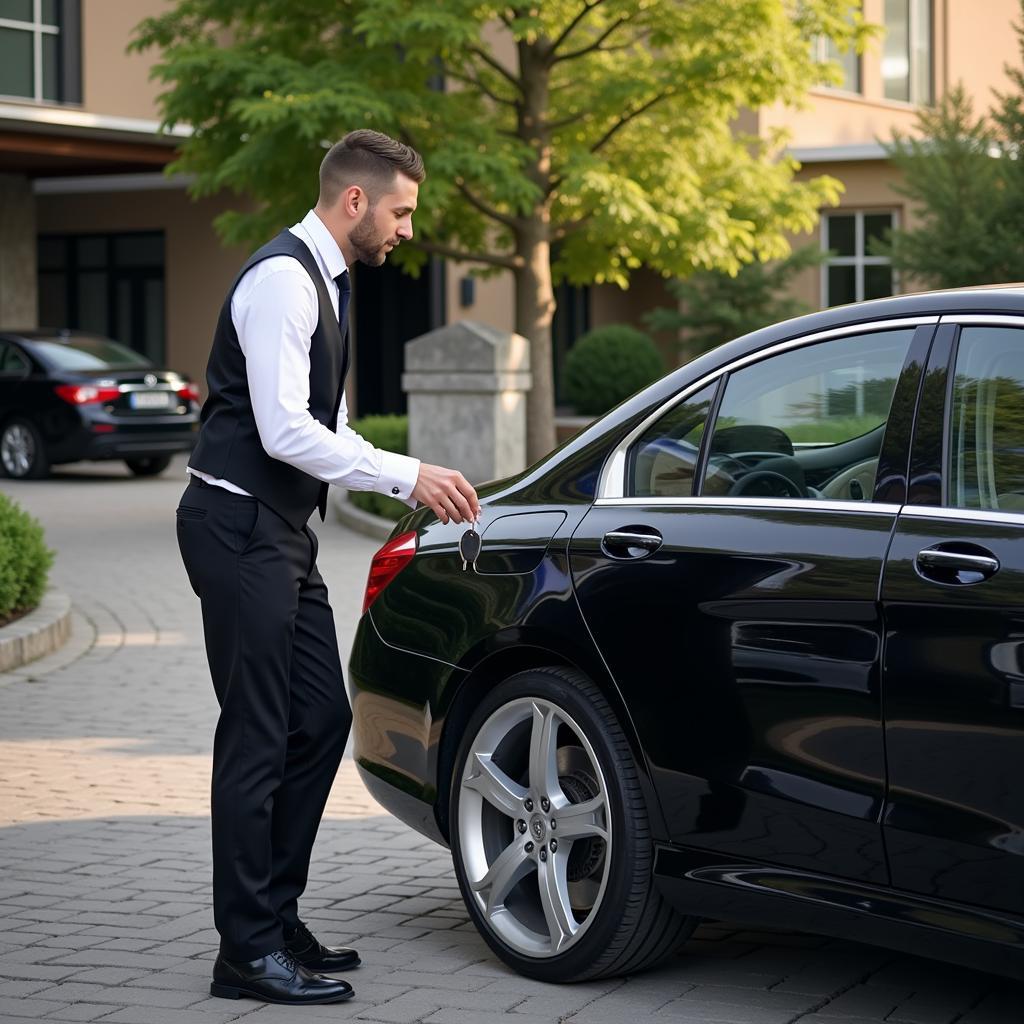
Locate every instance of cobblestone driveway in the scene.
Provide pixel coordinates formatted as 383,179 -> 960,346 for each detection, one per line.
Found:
0,456 -> 1020,1023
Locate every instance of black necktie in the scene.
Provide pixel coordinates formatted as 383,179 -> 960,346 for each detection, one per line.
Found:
334,269 -> 351,336
319,269 -> 351,523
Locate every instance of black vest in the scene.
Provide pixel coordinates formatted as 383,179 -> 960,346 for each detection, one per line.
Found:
189,230 -> 348,530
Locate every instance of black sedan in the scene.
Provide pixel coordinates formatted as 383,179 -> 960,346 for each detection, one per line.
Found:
0,330 -> 200,479
350,286 -> 1024,983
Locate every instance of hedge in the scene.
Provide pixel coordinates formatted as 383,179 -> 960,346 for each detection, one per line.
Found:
0,493 -> 54,623
562,324 -> 666,416
347,415 -> 411,522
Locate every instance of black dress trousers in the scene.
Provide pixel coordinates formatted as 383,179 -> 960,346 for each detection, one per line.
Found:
175,478 -> 351,960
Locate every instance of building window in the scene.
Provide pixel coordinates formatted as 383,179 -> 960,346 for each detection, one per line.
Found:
822,211 -> 898,308
813,33 -> 860,93
38,232 -> 166,364
883,0 -> 932,104
0,0 -> 80,103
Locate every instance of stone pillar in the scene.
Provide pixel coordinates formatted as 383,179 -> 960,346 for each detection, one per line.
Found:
403,320 -> 532,483
0,174 -> 37,329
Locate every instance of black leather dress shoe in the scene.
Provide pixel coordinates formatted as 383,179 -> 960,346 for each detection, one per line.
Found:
284,921 -> 361,972
210,949 -> 353,1004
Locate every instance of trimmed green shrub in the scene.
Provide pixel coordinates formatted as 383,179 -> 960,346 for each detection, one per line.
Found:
562,325 -> 666,416
347,415 -> 411,522
0,494 -> 54,621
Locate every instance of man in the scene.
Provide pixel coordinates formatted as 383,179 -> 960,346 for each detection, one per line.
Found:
176,129 -> 479,1007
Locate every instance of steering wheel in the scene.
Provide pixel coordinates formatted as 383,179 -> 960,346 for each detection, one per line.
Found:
728,470 -> 804,498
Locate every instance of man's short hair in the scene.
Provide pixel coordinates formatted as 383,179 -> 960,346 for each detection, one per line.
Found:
319,130 -> 425,207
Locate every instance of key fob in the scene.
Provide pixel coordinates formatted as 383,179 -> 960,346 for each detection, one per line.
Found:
459,528 -> 482,570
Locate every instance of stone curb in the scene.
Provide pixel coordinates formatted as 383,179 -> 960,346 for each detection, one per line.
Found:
0,588 -> 72,673
331,488 -> 398,542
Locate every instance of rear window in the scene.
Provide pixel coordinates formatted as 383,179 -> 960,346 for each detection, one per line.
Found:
31,336 -> 152,371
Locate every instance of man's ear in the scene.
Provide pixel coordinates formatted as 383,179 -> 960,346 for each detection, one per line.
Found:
343,185 -> 364,219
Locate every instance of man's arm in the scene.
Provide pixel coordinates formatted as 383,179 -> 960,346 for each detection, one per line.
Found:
235,261 -> 479,523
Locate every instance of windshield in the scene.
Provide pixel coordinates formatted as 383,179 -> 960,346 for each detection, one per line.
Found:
32,336 -> 152,371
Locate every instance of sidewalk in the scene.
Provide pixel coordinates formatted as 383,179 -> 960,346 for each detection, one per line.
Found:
0,457 -> 1018,1023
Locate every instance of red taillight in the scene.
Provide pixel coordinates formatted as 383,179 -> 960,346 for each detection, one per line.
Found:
177,383 -> 201,403
55,384 -> 121,405
363,530 -> 417,615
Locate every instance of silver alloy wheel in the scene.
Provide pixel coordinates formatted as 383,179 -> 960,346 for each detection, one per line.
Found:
1,424 -> 35,478
458,697 -> 611,958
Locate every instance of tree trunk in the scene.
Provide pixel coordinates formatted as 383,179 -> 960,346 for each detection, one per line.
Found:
515,230 -> 557,463
516,39 -> 557,464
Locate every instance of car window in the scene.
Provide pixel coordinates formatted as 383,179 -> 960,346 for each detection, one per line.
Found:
699,330 -> 915,501
627,383 -> 717,497
31,336 -> 150,371
948,326 -> 1024,512
0,343 -> 30,377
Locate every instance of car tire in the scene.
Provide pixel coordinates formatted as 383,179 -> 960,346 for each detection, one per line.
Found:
125,455 -> 173,477
450,666 -> 696,982
0,417 -> 49,480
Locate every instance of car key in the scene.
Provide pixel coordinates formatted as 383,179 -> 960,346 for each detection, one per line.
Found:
459,524 -> 482,572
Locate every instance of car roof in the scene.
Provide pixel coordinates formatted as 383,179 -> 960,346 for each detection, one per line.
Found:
0,329 -> 96,344
719,284 -> 1024,359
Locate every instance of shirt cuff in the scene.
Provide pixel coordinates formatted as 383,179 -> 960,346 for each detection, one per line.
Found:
377,451 -> 421,509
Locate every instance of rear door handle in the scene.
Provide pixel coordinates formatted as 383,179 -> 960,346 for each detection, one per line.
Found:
915,546 -> 1000,584
603,527 -> 663,558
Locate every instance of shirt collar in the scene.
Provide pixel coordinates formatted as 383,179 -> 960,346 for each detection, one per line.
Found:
299,209 -> 347,281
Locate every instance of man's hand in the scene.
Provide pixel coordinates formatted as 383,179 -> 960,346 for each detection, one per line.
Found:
412,463 -> 480,525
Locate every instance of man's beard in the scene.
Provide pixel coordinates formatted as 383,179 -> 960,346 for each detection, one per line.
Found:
349,206 -> 396,267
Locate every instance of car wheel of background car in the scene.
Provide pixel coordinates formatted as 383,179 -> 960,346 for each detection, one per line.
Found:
450,667 -> 696,982
0,418 -> 49,480
125,455 -> 173,477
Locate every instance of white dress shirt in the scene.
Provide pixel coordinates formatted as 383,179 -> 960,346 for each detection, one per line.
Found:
187,210 -> 420,508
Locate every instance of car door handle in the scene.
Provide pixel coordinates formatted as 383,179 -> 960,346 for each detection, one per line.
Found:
915,546 -> 1000,583
603,528 -> 663,557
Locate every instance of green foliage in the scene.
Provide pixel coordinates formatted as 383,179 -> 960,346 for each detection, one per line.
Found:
562,325 -> 665,415
644,245 -> 826,359
0,494 -> 54,620
131,0 -> 863,280
875,85 -> 1012,288
347,415 -> 410,521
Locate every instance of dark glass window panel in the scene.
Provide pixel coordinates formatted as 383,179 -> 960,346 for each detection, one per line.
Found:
115,278 -> 133,350
76,236 -> 107,268
41,0 -> 58,25
827,215 -> 856,257
0,27 -> 33,98
77,272 -> 108,335
949,327 -> 1024,510
37,236 -> 65,271
864,213 -> 894,254
0,1 -> 32,22
629,382 -> 717,498
113,234 -> 164,267
864,265 -> 894,300
144,277 -> 166,363
37,271 -> 67,326
828,265 -> 857,306
41,31 -> 58,101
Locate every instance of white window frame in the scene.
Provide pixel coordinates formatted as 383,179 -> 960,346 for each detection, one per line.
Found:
820,209 -> 900,308
0,0 -> 60,103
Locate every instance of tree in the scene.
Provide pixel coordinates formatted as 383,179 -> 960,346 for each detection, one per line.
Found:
134,0 -> 865,461
643,244 -> 825,360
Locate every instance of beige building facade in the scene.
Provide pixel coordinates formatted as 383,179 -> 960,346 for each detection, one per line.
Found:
0,1 -> 1020,414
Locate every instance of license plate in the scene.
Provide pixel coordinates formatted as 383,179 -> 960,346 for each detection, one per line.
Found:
130,391 -> 172,409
